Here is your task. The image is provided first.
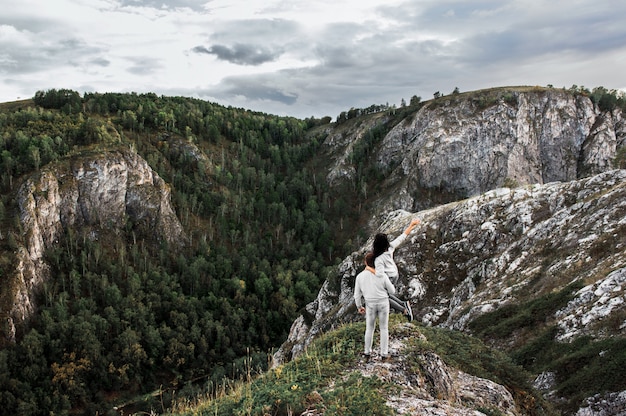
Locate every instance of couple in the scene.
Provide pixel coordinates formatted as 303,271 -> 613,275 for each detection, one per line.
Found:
353,218 -> 421,360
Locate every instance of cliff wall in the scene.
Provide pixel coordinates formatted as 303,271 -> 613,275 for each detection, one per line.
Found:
325,89 -> 625,214
1,148 -> 186,342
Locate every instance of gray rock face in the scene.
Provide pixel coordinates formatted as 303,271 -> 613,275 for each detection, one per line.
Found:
357,335 -> 519,416
2,149 -> 186,342
325,89 -> 624,212
276,169 -> 626,365
575,391 -> 626,416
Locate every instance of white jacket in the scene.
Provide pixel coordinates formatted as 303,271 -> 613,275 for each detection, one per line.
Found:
374,232 -> 407,282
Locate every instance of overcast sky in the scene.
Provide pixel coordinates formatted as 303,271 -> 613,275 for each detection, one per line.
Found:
1,0 -> 625,119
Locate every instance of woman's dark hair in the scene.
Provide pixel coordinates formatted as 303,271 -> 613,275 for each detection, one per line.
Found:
373,233 -> 390,259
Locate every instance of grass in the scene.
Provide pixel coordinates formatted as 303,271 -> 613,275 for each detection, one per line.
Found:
169,321 -> 394,416
467,281 -> 626,413
513,333 -> 626,414
468,281 -> 584,339
167,316 -> 550,416
425,85 -> 552,111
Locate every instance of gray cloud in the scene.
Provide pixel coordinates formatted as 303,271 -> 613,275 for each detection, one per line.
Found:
126,57 -> 163,75
118,0 -> 207,11
384,0 -> 626,64
210,74 -> 298,105
91,57 -> 111,67
193,43 -> 283,66
209,18 -> 301,43
0,33 -> 104,75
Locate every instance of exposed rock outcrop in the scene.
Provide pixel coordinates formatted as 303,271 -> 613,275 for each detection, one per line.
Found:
1,148 -> 186,343
274,169 -> 626,413
357,334 -> 519,415
325,88 -> 625,213
575,390 -> 626,416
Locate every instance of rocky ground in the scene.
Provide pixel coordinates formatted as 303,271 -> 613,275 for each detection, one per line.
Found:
345,324 -> 519,416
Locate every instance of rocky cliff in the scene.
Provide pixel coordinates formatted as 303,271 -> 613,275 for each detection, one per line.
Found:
325,88 -> 625,214
274,168 -> 626,413
282,88 -> 625,367
1,148 -> 186,342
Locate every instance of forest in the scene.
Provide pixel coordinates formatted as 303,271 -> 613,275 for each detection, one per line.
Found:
0,89 -> 387,415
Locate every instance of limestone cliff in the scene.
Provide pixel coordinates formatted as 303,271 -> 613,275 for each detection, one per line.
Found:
325,88 -> 625,214
1,148 -> 186,342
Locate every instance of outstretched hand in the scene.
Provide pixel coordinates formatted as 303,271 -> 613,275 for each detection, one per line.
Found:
404,218 -> 421,235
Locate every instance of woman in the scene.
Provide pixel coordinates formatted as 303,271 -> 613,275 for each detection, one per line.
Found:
372,218 -> 421,321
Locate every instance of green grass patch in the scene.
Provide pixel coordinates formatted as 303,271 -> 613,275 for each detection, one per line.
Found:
468,281 -> 583,339
170,321 -> 395,416
513,333 -> 626,414
170,318 -> 550,416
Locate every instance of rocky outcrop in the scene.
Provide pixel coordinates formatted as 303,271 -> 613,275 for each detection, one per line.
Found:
357,333 -> 520,416
276,169 -> 626,364
274,168 -> 626,412
575,391 -> 626,416
325,88 -> 625,212
1,148 -> 186,342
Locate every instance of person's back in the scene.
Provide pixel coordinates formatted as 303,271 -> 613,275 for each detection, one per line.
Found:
354,265 -> 395,304
354,252 -> 396,360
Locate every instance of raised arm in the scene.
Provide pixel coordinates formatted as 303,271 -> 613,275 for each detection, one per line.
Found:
403,218 -> 421,235
389,218 -> 421,250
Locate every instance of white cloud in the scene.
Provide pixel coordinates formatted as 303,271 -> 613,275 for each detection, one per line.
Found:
0,0 -> 625,117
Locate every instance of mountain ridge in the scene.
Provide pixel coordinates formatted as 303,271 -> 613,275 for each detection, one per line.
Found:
321,86 -> 625,216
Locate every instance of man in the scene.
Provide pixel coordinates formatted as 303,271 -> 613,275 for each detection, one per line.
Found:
354,251 -> 396,360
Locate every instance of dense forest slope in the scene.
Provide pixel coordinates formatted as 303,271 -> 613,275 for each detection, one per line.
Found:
0,86 -> 625,415
0,90 -> 336,414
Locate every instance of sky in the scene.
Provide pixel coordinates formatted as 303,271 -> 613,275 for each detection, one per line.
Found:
1,0 -> 625,119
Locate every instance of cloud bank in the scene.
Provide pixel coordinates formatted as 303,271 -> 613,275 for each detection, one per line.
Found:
1,0 -> 625,118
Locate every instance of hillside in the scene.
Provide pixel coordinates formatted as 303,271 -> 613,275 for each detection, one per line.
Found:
169,316 -> 552,416
0,86 -> 625,415
275,169 -> 626,415
0,90 -> 343,414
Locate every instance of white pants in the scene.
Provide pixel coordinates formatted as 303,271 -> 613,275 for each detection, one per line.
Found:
364,300 -> 390,356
